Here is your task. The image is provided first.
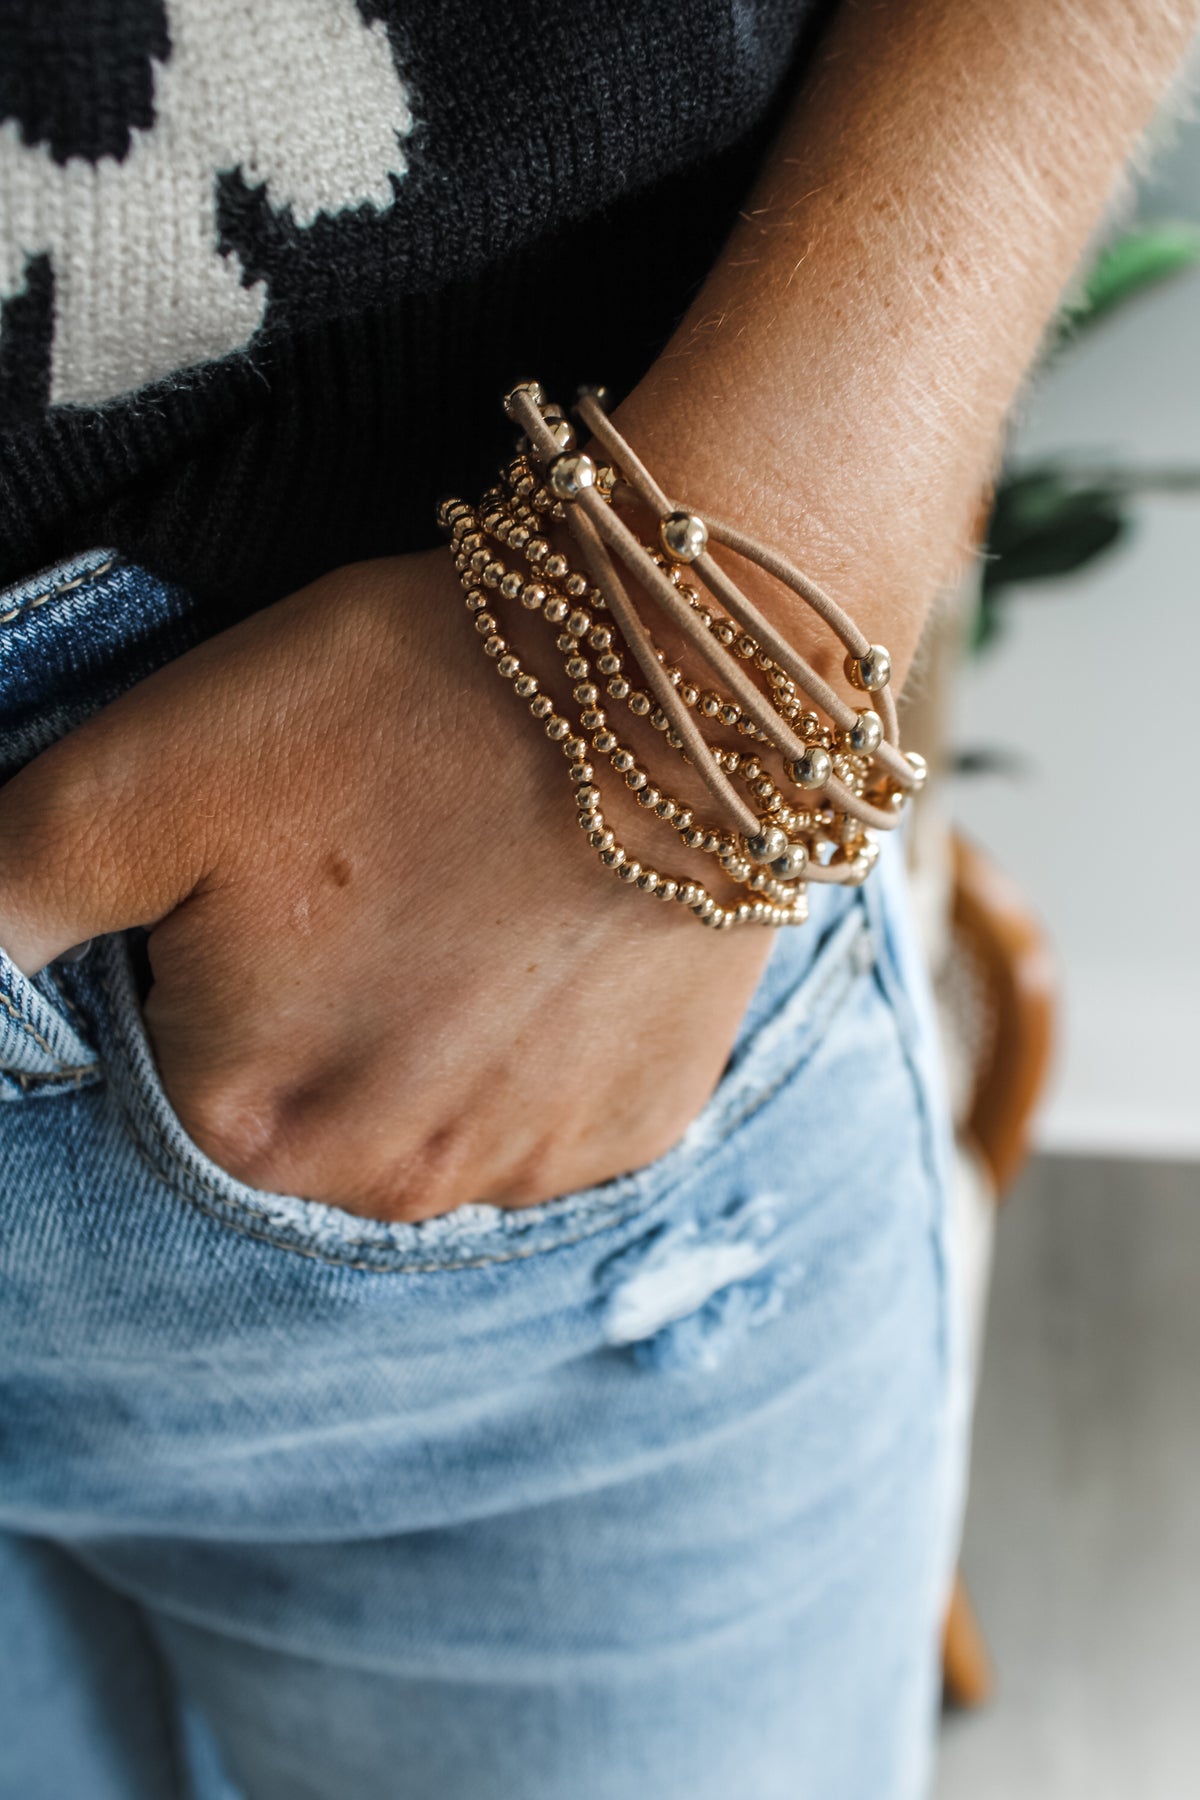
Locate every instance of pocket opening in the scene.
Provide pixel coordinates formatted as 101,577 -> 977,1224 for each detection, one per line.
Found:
0,946 -> 100,1096
68,902 -> 877,1272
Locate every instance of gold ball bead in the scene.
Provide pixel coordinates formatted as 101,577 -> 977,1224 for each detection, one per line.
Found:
846,708 -> 884,755
503,380 -> 544,417
660,510 -> 709,563
543,417 -> 575,451
514,674 -> 539,698
574,382 -> 611,411
746,825 -> 789,864
770,843 -> 810,882
845,645 -> 892,692
547,451 -> 597,501
520,582 -> 547,610
543,598 -> 569,624
788,746 -> 833,790
617,860 -> 642,884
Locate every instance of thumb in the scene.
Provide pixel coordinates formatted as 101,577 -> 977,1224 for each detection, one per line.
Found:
0,696 -> 208,975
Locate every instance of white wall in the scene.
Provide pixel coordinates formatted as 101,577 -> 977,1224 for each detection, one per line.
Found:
949,124 -> 1200,1158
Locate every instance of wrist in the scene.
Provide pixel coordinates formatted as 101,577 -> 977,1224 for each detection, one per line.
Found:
606,376 -> 939,698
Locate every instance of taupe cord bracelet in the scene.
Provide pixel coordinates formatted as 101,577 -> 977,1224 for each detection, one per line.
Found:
438,383 -> 926,928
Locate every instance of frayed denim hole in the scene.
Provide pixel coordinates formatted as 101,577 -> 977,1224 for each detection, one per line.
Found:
598,1190 -> 801,1372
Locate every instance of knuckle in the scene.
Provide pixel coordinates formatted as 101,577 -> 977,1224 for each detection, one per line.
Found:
176,1082 -> 288,1191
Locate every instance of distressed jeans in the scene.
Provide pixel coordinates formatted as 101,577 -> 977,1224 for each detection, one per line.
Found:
0,550 -> 964,1800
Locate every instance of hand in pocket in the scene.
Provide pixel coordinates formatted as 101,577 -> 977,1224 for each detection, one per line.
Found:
0,554 -> 771,1219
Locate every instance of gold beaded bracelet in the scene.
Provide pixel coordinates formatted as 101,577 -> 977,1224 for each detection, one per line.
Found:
437,383 -> 926,930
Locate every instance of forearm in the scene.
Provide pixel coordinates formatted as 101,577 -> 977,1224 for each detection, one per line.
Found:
617,0 -> 1198,685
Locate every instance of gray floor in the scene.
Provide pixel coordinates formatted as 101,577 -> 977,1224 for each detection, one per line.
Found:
936,1155 -> 1200,1800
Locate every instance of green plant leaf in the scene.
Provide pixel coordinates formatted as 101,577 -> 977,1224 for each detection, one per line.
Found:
982,471 -> 1130,594
1059,222 -> 1200,339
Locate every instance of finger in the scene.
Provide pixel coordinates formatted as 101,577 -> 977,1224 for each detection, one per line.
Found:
0,681 -> 211,974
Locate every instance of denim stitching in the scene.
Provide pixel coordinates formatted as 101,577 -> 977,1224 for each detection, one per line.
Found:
0,989 -> 60,1059
95,915 -> 875,1273
43,965 -> 98,1052
0,556 -> 117,628
8,1065 -> 96,1088
0,969 -> 99,1073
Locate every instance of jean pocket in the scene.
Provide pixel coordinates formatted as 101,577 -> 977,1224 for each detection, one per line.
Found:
0,945 -> 101,1098
63,902 -> 876,1272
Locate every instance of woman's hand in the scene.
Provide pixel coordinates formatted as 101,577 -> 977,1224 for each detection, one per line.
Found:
0,551 -> 773,1220
2,0 -> 1190,1221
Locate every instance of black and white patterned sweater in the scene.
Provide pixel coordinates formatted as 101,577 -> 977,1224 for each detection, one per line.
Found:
0,1 -> 825,622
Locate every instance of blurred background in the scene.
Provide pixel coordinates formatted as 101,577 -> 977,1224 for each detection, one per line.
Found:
929,86 -> 1200,1800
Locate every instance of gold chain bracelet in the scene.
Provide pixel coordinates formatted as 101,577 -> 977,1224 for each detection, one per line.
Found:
438,384 -> 925,929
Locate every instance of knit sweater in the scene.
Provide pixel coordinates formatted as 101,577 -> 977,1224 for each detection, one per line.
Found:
1,0 -> 826,626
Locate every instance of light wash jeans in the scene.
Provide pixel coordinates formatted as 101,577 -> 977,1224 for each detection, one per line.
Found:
0,549 -> 964,1800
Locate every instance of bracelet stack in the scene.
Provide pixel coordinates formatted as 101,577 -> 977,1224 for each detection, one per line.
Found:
438,382 -> 926,929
